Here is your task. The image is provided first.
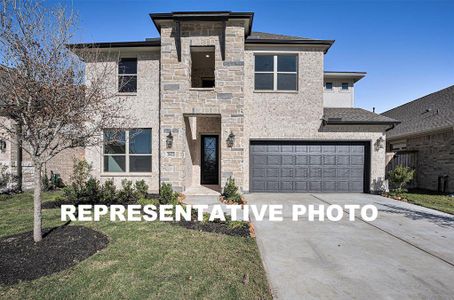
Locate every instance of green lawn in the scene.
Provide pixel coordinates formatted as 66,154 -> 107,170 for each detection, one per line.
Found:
0,192 -> 271,300
402,191 -> 454,215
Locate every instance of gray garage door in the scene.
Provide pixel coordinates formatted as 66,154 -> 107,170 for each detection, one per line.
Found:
250,142 -> 368,193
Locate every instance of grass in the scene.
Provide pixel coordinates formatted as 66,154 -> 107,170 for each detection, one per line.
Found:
0,192 -> 271,299
401,190 -> 454,215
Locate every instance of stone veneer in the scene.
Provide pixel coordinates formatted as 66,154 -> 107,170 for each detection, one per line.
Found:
159,20 -> 246,192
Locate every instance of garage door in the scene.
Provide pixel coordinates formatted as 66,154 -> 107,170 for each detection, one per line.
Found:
250,141 -> 369,193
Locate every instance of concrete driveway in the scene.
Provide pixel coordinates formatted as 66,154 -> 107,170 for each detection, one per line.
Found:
246,193 -> 454,299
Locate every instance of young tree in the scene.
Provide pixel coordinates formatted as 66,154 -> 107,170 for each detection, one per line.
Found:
0,0 -> 126,242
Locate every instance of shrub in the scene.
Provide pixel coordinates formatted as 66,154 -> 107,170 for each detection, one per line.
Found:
134,180 -> 149,198
70,158 -> 92,191
222,177 -> 243,204
388,165 -> 415,195
223,177 -> 239,199
138,197 -> 160,206
117,179 -> 137,204
101,179 -> 117,204
0,164 -> 18,193
42,171 -> 64,191
83,177 -> 102,204
160,183 -> 179,205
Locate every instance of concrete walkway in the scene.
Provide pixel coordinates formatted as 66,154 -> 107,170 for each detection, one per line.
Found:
246,193 -> 454,299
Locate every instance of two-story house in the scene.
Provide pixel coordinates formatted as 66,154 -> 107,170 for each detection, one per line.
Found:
70,11 -> 398,194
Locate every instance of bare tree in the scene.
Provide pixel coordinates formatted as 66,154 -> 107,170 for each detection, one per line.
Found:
0,0 -> 125,242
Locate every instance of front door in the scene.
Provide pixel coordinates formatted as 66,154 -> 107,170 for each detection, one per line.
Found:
201,135 -> 219,185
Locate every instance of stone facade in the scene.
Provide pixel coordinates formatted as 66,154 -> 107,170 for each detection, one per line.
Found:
388,129 -> 454,193
159,20 -> 246,192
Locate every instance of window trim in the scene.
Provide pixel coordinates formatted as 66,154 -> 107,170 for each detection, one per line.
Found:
254,54 -> 298,92
118,57 -> 138,94
102,128 -> 152,174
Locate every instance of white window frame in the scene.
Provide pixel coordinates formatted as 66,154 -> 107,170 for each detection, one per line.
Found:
118,57 -> 138,93
102,128 -> 152,175
254,54 -> 298,92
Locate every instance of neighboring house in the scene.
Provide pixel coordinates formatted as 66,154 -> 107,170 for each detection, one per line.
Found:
382,85 -> 454,193
69,11 -> 398,194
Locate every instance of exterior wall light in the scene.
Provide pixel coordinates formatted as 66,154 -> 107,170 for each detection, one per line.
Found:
166,132 -> 173,149
374,136 -> 385,151
0,140 -> 6,152
226,131 -> 235,148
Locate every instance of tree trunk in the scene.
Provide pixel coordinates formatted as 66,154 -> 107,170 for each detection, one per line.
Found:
16,122 -> 23,192
33,163 -> 42,242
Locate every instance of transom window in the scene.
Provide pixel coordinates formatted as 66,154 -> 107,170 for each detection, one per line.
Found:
325,82 -> 333,90
254,54 -> 298,91
103,128 -> 151,173
118,58 -> 137,93
342,82 -> 349,90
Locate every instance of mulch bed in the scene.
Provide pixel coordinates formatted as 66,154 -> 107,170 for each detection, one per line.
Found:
176,220 -> 250,237
0,225 -> 109,286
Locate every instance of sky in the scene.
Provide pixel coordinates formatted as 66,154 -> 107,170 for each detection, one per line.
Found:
52,0 -> 454,113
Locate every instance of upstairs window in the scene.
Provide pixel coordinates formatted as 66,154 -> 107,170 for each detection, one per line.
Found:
118,58 -> 137,93
325,82 -> 333,90
342,82 -> 349,90
191,46 -> 215,88
104,128 -> 152,173
254,54 -> 298,91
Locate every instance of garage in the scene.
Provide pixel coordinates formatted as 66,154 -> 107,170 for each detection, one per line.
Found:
250,141 -> 370,193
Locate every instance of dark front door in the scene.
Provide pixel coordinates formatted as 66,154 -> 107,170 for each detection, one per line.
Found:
201,135 -> 219,185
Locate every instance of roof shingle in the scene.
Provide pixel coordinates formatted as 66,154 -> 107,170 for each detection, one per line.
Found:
323,108 -> 399,125
381,85 -> 454,139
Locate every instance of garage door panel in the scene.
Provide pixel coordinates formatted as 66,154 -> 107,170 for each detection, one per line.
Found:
281,181 -> 293,191
323,155 -> 336,165
266,168 -> 280,177
250,142 -> 367,192
282,155 -> 294,165
295,168 -> 308,178
253,168 -> 266,177
281,168 -> 294,178
323,181 -> 337,192
267,155 -> 281,165
309,155 -> 322,165
296,155 -> 308,165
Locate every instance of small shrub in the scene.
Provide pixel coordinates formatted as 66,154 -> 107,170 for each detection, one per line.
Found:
388,165 -> 415,195
223,177 -> 239,199
50,171 -> 64,188
82,177 -> 101,204
138,197 -> 160,206
222,177 -> 243,204
160,183 -> 179,205
134,180 -> 149,198
101,179 -> 117,204
70,158 -> 92,191
117,179 -> 137,204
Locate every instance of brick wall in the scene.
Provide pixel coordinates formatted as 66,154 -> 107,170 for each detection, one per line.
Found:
403,129 -> 454,193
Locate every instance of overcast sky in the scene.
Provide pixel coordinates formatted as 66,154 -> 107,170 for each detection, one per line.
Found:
54,0 -> 454,113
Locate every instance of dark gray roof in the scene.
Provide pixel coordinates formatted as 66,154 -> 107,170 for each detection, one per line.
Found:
323,108 -> 399,125
248,31 -> 311,40
382,85 -> 454,139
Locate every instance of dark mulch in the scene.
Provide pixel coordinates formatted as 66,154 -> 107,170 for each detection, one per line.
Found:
0,225 -> 109,286
176,220 -> 250,237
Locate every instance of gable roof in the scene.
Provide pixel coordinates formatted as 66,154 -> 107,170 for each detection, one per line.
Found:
381,85 -> 454,139
323,108 -> 399,125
